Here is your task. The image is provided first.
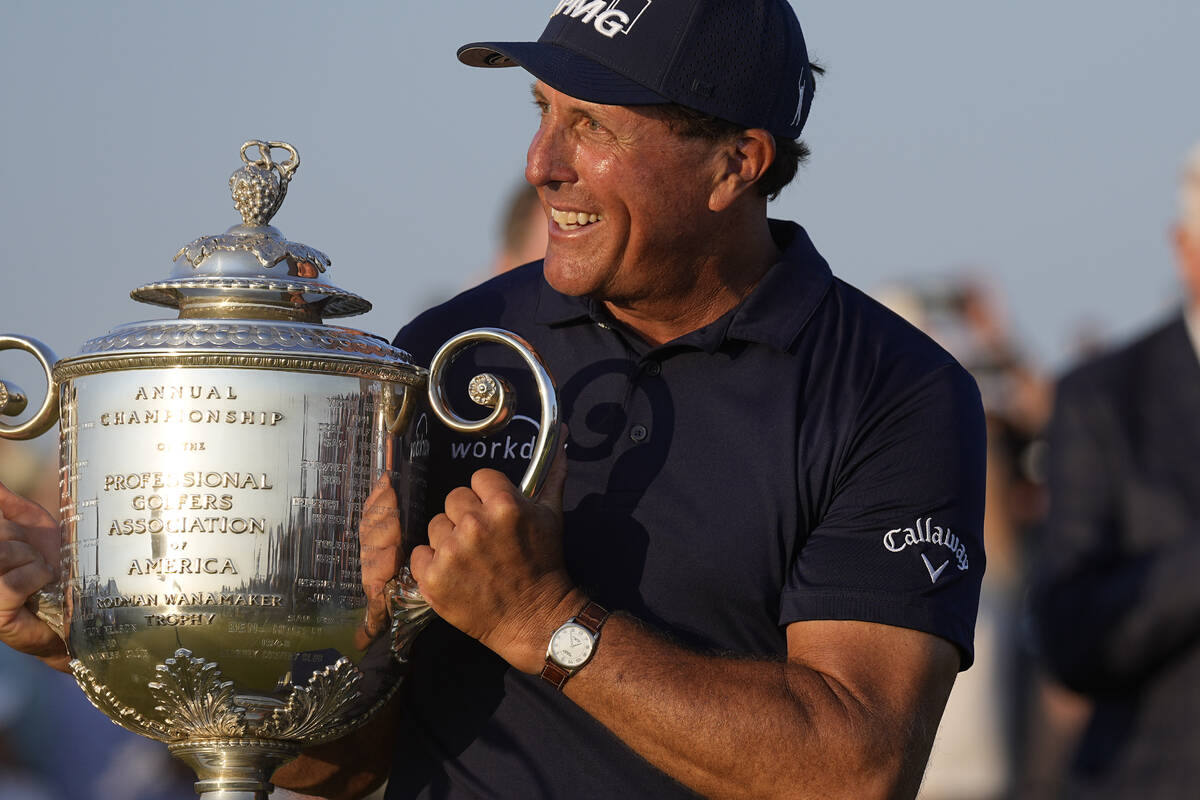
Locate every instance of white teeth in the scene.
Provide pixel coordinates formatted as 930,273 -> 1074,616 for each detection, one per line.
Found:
550,207 -> 602,230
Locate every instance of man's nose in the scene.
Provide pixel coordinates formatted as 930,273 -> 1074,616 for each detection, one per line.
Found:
525,123 -> 574,187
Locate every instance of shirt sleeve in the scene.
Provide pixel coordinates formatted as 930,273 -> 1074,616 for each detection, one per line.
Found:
779,362 -> 987,669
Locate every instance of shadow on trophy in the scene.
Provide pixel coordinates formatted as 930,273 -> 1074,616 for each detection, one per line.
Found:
0,141 -> 558,800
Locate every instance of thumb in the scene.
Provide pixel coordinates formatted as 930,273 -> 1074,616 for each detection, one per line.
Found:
0,479 -> 47,528
0,478 -> 19,515
534,424 -> 569,513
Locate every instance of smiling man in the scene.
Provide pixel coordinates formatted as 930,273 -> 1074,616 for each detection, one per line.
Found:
0,2 -> 986,799
343,2 -> 984,798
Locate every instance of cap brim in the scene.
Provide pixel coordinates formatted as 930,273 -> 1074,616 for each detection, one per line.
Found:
457,41 -> 671,107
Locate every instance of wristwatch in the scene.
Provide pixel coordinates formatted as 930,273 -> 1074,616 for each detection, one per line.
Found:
540,601 -> 610,690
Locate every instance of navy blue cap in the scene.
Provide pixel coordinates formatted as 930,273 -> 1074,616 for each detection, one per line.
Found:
458,0 -> 816,139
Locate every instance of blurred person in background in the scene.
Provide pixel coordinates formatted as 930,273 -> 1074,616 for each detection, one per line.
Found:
448,181 -> 548,297
0,642 -> 56,800
490,181 -> 549,276
1032,141 -> 1200,797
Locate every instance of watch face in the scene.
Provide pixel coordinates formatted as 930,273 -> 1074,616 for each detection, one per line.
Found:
549,622 -> 594,669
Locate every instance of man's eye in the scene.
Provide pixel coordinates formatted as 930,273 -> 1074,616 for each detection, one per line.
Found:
584,118 -> 604,132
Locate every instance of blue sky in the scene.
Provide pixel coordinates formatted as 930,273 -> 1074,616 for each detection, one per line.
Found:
2,0 -> 1198,405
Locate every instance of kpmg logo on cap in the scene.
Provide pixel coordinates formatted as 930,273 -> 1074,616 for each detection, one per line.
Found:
551,0 -> 652,39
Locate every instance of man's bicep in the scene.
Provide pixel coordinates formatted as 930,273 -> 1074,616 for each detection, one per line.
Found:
787,619 -> 960,701
786,619 -> 960,793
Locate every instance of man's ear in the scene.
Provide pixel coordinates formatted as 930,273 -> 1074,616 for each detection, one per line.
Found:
709,129 -> 775,212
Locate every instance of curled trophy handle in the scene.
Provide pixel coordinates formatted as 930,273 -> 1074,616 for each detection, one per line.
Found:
426,328 -> 559,498
0,335 -> 59,441
387,328 -> 560,661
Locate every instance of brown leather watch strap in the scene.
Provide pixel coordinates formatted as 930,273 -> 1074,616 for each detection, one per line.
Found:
574,601 -> 609,635
539,661 -> 572,690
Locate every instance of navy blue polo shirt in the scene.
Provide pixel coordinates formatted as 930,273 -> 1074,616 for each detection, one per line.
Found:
385,220 -> 986,800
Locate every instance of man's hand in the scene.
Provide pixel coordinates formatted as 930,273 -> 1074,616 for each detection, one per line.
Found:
408,433 -> 580,672
0,479 -> 68,671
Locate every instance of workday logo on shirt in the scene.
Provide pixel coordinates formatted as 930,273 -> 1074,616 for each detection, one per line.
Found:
882,517 -> 969,584
447,414 -> 541,466
551,0 -> 652,39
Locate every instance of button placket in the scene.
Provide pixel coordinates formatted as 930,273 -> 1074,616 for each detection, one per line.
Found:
626,355 -> 665,444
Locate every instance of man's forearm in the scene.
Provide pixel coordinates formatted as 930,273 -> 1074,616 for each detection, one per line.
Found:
555,614 -> 955,800
411,459 -> 959,800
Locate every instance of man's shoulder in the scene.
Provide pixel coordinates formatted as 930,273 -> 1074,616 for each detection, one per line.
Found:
763,220 -> 962,381
751,221 -> 977,419
781,276 -> 983,447
819,276 -> 966,383
392,262 -> 546,362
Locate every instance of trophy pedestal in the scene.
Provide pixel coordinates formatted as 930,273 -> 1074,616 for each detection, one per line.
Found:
170,739 -> 298,800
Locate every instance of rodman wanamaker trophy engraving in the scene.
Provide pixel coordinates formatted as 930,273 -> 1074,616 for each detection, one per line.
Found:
0,141 -> 558,799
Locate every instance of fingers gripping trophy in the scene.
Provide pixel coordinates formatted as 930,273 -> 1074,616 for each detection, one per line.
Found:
0,141 -> 559,799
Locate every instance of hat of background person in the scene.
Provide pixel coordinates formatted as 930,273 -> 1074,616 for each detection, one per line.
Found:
458,0 -> 815,139
1182,141 -> 1200,234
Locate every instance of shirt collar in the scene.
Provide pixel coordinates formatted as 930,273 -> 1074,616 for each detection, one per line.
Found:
534,220 -> 833,353
724,220 -> 833,351
534,275 -> 596,327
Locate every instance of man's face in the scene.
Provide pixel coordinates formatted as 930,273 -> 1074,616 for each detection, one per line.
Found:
524,82 -> 726,307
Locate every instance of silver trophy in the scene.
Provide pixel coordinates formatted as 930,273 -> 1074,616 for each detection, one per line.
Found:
0,141 -> 558,799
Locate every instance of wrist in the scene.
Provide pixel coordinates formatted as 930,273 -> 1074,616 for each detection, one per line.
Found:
29,636 -> 71,673
42,653 -> 72,674
488,579 -> 588,674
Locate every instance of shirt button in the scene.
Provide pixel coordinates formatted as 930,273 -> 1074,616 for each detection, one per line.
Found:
643,361 -> 661,376
630,424 -> 648,442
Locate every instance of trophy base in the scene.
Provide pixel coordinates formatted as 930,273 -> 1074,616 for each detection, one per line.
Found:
170,738 -> 300,799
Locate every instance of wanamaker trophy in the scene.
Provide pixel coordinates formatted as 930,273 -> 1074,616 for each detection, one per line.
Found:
0,141 -> 559,799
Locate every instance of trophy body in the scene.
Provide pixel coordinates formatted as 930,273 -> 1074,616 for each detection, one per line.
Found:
0,142 -> 558,799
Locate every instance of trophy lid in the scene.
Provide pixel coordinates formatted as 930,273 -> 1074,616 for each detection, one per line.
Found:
131,141 -> 371,323
52,140 -> 418,383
